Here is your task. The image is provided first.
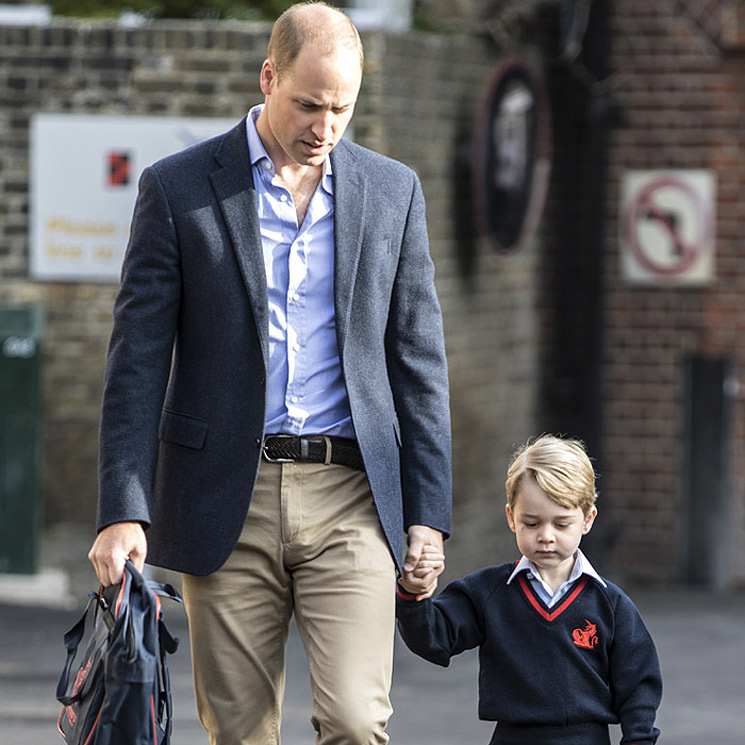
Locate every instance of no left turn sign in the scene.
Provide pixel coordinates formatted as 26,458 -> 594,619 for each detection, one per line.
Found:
620,170 -> 715,285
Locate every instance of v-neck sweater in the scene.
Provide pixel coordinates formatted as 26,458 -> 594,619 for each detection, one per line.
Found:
396,562 -> 661,745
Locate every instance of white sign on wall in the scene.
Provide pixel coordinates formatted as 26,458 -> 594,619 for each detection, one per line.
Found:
30,114 -> 237,282
619,169 -> 715,286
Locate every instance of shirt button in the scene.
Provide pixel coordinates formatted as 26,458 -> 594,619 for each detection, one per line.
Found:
292,343 -> 301,352
292,293 -> 300,302
290,396 -> 299,403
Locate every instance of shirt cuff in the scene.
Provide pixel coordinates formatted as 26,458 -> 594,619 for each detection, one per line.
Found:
396,583 -> 425,601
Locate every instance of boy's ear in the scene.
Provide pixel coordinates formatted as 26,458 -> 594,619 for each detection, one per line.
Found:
582,506 -> 598,535
505,504 -> 517,533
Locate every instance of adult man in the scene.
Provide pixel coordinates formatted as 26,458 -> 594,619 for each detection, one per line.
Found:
88,3 -> 451,743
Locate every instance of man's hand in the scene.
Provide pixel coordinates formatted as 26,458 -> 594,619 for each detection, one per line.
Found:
400,525 -> 445,600
88,521 -> 147,586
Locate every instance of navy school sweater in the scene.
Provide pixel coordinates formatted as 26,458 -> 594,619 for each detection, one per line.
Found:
396,562 -> 662,745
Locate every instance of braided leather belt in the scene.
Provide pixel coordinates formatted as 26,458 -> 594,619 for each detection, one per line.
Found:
262,435 -> 365,472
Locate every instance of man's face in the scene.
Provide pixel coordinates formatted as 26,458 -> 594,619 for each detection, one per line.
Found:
258,44 -> 362,169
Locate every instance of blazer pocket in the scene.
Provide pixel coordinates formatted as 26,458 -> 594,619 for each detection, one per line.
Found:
159,410 -> 209,450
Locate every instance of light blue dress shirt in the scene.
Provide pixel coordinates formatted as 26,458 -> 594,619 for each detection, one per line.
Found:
246,105 -> 354,438
506,549 -> 607,608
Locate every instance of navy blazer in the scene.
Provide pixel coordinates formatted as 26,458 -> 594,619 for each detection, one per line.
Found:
97,118 -> 452,576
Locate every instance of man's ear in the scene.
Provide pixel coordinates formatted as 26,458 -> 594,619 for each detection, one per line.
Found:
260,58 -> 277,96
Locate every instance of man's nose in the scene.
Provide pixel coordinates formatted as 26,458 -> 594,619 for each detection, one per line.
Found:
311,111 -> 334,141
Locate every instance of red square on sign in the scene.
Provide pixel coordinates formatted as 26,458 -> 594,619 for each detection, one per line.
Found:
108,152 -> 131,187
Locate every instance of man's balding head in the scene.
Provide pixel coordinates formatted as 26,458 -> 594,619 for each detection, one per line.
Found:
267,2 -> 363,82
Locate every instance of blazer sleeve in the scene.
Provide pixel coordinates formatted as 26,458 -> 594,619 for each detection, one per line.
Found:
97,165 -> 181,531
385,171 -> 452,536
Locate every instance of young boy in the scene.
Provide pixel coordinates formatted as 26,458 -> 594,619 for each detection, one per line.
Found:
397,434 -> 662,745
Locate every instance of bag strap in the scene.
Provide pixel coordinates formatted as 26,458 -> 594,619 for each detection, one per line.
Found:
149,581 -> 182,604
159,617 -> 180,655
123,559 -> 183,604
55,592 -> 96,703
55,591 -> 113,705
123,560 -> 182,742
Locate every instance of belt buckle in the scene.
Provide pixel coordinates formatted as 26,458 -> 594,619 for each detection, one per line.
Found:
262,434 -> 296,463
262,434 -> 333,465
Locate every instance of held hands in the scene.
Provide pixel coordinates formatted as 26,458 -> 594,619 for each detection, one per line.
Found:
88,521 -> 147,587
399,525 -> 445,601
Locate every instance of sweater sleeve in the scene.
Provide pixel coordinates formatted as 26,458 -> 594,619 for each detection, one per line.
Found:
608,591 -> 663,745
396,574 -> 485,667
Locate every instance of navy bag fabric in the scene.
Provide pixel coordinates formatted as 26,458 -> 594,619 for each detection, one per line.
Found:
56,560 -> 181,745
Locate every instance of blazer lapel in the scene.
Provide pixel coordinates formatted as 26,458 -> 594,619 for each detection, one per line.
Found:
210,119 -> 269,360
331,142 -> 366,355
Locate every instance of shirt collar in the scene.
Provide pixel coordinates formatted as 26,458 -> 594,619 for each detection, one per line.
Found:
245,104 -> 333,195
506,549 -> 607,588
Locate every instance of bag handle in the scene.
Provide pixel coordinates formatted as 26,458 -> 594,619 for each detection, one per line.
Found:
56,561 -> 182,705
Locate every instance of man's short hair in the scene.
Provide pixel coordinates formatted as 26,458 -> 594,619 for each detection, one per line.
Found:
268,1 -> 364,81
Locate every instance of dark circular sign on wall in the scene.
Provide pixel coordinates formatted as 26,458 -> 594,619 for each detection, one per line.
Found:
472,56 -> 552,252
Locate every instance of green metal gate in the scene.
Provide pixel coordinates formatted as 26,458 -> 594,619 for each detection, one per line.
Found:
0,306 -> 44,574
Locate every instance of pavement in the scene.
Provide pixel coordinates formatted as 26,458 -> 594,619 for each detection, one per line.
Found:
0,526 -> 743,744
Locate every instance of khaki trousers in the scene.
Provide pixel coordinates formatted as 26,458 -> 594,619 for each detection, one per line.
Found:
182,461 -> 397,745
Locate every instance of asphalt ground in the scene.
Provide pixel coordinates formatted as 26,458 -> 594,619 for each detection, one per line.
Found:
0,525 -> 745,745
0,541 -> 743,744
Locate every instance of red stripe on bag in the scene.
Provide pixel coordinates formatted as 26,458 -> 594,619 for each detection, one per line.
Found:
151,695 -> 158,742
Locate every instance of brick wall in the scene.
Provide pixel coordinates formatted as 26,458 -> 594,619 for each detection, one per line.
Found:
518,0 -> 745,588
0,19 -> 535,577
598,0 -> 745,586
6,4 -> 743,589
0,20 -> 273,528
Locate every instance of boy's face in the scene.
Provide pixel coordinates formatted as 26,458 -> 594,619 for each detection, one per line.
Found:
506,476 -> 597,587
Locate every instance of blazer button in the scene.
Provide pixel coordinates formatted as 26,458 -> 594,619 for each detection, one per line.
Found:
255,437 -> 262,449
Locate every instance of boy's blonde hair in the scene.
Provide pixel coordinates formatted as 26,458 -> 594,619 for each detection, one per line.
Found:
505,434 -> 597,515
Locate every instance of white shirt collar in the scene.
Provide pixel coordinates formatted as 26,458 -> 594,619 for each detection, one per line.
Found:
506,548 -> 607,589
